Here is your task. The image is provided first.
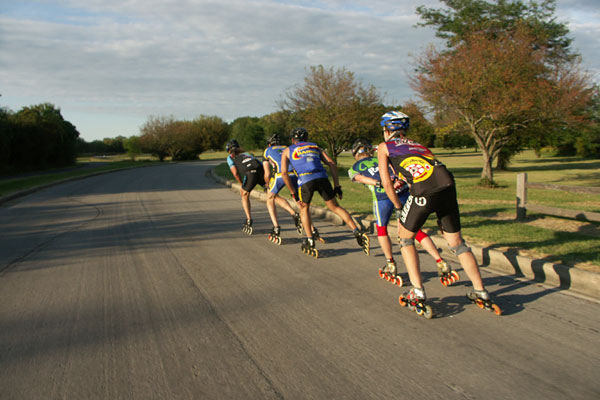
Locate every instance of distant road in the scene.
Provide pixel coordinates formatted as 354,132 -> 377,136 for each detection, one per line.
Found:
1,161 -> 598,399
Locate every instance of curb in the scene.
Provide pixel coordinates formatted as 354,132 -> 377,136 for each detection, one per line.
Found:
210,169 -> 600,301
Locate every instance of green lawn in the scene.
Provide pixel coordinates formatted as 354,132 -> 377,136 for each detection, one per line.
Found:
217,148 -> 600,270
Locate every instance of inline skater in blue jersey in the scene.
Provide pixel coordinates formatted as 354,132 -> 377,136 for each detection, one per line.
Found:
262,133 -> 306,244
226,139 -> 267,235
280,127 -> 369,258
377,111 -> 501,317
348,138 -> 456,287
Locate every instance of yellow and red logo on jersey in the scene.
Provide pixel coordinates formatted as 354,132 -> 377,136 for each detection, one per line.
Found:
292,145 -> 320,160
400,156 -> 433,182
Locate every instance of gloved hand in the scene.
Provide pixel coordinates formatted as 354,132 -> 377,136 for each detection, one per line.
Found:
334,186 -> 343,200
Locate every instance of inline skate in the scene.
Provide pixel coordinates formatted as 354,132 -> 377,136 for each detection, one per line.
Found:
268,226 -> 282,245
437,260 -> 460,286
354,229 -> 370,255
242,218 -> 253,235
378,259 -> 403,287
301,237 -> 319,258
467,289 -> 502,315
293,212 -> 303,235
398,287 -> 433,319
312,227 -> 325,244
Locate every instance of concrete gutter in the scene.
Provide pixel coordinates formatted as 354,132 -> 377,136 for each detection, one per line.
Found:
210,169 -> 600,301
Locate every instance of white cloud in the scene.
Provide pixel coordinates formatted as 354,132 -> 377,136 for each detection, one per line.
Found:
1,0 -> 597,141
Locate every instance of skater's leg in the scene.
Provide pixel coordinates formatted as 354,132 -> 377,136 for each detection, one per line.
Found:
241,189 -> 251,220
416,231 -> 443,261
266,192 -> 279,227
274,195 -> 295,216
376,225 -> 394,260
299,202 -> 313,239
444,231 -> 484,290
398,224 -> 422,288
324,198 -> 357,230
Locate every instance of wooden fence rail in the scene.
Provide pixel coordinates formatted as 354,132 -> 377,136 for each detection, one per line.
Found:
516,173 -> 600,222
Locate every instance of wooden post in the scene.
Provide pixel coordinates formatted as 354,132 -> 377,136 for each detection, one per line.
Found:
516,173 -> 527,220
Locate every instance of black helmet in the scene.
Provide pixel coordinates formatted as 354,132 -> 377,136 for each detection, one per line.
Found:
226,139 -> 240,153
351,138 -> 373,157
290,127 -> 308,142
266,134 -> 280,146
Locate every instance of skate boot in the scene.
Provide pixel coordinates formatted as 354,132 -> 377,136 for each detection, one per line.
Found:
398,287 -> 433,319
292,212 -> 303,235
378,259 -> 403,287
312,227 -> 325,244
354,229 -> 370,255
268,226 -> 282,245
437,260 -> 460,286
301,237 -> 319,258
242,219 -> 253,235
467,289 -> 502,315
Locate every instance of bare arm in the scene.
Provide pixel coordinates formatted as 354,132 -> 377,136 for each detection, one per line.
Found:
262,159 -> 271,184
320,150 -> 340,187
352,174 -> 378,186
229,165 -> 243,186
280,148 -> 296,197
377,142 -> 402,209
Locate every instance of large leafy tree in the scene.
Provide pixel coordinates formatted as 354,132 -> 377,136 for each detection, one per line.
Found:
412,25 -> 593,184
416,0 -> 574,63
279,65 -> 383,162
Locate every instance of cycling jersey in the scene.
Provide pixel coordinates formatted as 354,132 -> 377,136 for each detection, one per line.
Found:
287,142 -> 328,186
385,138 -> 454,196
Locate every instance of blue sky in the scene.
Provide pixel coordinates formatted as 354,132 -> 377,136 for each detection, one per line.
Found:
1,0 -> 599,142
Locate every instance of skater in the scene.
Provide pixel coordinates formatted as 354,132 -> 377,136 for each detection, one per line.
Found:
348,138 -> 457,287
280,127 -> 369,257
262,133 -> 307,243
226,139 -> 267,235
376,111 -> 500,316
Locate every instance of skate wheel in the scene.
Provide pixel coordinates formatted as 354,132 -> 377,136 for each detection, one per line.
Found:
440,277 -> 448,286
378,269 -> 384,279
491,304 -> 502,316
451,271 -> 460,282
394,276 -> 403,287
311,249 -> 319,258
423,305 -> 433,319
398,296 -> 407,307
475,299 -> 485,309
277,237 -> 282,245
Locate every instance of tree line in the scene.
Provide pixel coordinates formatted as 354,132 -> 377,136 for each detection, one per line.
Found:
3,1 -> 598,184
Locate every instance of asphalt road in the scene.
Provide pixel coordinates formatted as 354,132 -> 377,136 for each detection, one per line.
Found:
1,161 -> 599,400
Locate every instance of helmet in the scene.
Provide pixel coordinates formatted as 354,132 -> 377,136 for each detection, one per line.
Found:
266,133 -> 280,146
380,111 -> 410,133
290,127 -> 308,142
226,139 -> 240,153
351,138 -> 373,157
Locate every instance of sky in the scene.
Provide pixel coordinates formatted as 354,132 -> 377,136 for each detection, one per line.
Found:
1,0 -> 599,142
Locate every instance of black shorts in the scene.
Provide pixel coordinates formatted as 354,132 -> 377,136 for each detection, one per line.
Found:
298,177 -> 335,204
399,184 -> 461,233
242,166 -> 266,192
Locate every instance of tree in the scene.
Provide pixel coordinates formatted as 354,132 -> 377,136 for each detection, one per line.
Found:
279,65 -> 384,162
416,0 -> 574,63
412,26 -> 594,184
123,136 -> 143,160
230,117 -> 264,150
192,115 -> 229,153
139,116 -> 174,161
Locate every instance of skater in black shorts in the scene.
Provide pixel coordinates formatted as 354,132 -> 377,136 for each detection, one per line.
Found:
280,128 -> 369,257
376,111 -> 499,313
226,139 -> 267,234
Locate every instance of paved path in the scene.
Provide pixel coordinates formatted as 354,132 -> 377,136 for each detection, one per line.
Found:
1,161 -> 598,399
